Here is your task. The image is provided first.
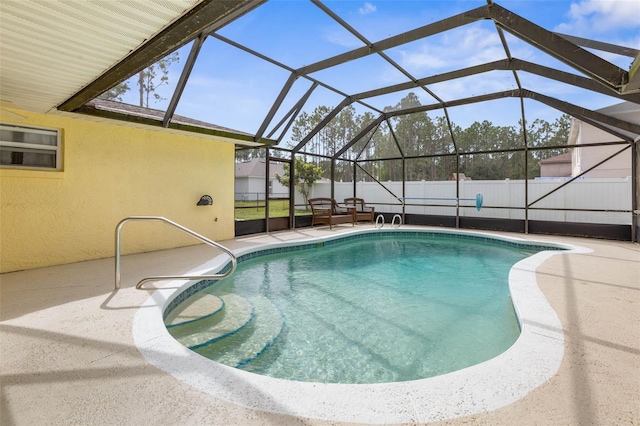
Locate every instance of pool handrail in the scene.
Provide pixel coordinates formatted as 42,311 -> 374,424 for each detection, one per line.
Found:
115,216 -> 237,290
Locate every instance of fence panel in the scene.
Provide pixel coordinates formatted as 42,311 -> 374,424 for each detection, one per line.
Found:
317,178 -> 632,225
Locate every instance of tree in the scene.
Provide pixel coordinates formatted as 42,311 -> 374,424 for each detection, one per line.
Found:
525,114 -> 572,178
99,83 -> 129,102
284,95 -> 571,182
136,52 -> 180,107
99,52 -> 180,107
378,92 -> 433,181
235,147 -> 267,163
275,158 -> 322,207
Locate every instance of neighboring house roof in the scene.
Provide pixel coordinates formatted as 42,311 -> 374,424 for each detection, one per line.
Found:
449,173 -> 470,180
539,153 -> 572,164
235,159 -> 284,178
85,99 -> 251,136
595,101 -> 640,116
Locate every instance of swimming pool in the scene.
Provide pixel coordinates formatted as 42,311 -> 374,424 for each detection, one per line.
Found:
165,233 -> 540,384
133,227 -> 589,423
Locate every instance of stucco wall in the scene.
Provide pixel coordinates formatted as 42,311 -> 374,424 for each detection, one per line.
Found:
0,110 -> 235,273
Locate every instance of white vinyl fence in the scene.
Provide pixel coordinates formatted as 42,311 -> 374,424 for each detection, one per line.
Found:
300,177 -> 633,225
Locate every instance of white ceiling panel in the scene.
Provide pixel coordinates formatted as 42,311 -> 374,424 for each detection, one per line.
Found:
0,0 -> 200,113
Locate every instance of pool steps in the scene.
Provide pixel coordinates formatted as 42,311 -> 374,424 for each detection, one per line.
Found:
164,293 -> 224,328
166,293 -> 284,368
167,293 -> 254,349
194,296 -> 284,368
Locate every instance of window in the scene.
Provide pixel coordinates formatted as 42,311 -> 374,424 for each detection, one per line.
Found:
0,123 -> 61,170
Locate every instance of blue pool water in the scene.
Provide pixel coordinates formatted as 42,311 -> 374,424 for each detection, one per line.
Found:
166,233 -> 545,384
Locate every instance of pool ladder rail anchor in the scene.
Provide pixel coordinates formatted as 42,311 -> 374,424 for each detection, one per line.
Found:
375,214 -> 402,229
114,216 -> 237,290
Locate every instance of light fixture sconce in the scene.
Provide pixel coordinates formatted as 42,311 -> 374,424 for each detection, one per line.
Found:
197,195 -> 213,206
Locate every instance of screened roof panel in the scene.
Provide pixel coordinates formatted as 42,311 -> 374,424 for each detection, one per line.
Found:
497,30 -> 585,76
583,49 -> 638,71
362,88 -> 436,112
518,72 -> 591,98
322,0 -> 478,43
521,72 -> 632,111
308,53 -> 413,96
215,0 -> 366,69
524,97 -> 639,144
446,97 -> 525,132
174,36 -> 294,134
261,78 -> 315,140
110,44 -> 190,113
427,70 -> 519,103
277,86 -> 349,148
382,20 -> 508,78
521,98 -> 569,134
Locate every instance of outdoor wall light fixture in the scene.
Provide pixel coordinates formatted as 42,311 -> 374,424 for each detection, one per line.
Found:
197,195 -> 213,206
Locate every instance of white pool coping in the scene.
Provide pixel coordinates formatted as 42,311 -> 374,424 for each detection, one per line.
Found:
132,228 -> 590,424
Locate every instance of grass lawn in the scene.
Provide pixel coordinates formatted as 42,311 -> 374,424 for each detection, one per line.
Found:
235,199 -> 311,220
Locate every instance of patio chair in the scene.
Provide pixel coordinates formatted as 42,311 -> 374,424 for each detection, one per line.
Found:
308,198 -> 355,229
344,197 -> 375,223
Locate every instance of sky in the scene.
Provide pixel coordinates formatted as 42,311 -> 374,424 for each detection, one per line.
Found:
117,0 -> 640,146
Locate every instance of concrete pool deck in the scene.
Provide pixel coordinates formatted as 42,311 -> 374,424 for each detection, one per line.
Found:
1,226 -> 639,425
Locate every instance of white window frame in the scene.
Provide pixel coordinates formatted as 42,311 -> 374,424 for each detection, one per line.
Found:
0,123 -> 61,170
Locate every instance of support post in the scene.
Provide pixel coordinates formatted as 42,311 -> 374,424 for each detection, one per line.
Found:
632,137 -> 639,243
402,157 -> 406,223
455,152 -> 460,228
265,149 -> 271,233
331,159 -> 336,200
353,159 -> 357,198
289,153 -> 296,229
520,97 -> 529,234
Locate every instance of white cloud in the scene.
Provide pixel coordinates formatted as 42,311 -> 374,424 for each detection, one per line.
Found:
323,28 -> 364,48
396,26 -> 507,73
555,0 -> 640,34
359,2 -> 376,15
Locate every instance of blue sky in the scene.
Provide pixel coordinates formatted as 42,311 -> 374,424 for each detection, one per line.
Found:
117,0 -> 640,144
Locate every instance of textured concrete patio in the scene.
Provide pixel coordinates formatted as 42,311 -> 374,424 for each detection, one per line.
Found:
1,226 -> 639,425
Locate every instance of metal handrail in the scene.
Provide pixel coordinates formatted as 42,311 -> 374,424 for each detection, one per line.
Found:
115,216 -> 237,289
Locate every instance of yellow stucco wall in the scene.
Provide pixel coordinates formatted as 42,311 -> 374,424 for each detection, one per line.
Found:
0,109 -> 236,273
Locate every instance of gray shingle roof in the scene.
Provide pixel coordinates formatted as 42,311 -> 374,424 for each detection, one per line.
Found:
235,159 -> 284,178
